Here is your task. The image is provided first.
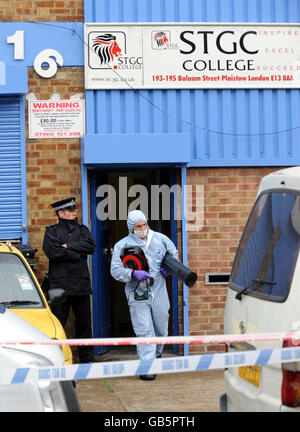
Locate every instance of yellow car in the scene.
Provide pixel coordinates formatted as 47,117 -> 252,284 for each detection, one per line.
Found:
0,243 -> 72,364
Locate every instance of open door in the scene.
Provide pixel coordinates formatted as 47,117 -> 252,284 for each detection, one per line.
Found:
90,171 -> 111,355
90,168 -> 178,355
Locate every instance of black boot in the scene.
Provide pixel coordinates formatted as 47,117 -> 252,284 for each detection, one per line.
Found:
139,374 -> 156,381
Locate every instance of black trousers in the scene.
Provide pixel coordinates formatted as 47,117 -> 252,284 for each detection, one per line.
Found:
51,295 -> 94,363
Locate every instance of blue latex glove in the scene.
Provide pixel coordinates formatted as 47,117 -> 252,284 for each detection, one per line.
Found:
132,270 -> 152,281
160,267 -> 171,277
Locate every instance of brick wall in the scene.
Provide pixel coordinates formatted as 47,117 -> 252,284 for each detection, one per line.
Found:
26,66 -> 84,284
185,167 -> 278,353
2,0 -> 84,287
0,0 -> 84,21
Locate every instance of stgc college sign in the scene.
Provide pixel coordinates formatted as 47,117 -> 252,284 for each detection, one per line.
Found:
84,22 -> 300,90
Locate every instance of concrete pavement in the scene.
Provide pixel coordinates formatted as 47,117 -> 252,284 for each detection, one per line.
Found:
75,347 -> 225,412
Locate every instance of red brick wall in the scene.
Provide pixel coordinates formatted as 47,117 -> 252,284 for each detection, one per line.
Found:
0,0 -> 84,21
2,0 -> 84,289
26,66 -> 84,284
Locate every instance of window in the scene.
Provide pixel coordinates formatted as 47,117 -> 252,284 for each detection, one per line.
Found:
230,191 -> 300,301
0,253 -> 43,308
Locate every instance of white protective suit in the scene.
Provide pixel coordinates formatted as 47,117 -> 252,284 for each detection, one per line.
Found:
110,210 -> 178,360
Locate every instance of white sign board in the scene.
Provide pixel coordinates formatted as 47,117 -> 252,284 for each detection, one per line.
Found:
84,23 -> 300,89
29,100 -> 85,139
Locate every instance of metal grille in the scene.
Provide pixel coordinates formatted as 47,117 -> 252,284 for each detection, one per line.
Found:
0,96 -> 22,240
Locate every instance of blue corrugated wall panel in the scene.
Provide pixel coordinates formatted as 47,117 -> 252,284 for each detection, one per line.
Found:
84,0 -> 300,166
0,96 -> 23,239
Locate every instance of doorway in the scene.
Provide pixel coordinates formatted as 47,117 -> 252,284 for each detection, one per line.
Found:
90,168 -> 178,355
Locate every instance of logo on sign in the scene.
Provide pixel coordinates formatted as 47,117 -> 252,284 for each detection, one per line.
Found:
88,31 -> 126,69
152,31 -> 178,50
153,31 -> 169,49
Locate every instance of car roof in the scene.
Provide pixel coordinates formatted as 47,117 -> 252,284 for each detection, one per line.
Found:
258,166 -> 300,196
0,243 -> 26,256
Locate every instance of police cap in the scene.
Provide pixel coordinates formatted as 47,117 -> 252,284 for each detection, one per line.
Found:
50,197 -> 77,212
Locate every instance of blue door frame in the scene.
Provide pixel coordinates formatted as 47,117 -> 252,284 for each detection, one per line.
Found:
90,171 -> 111,355
181,166 -> 189,356
84,167 -> 182,355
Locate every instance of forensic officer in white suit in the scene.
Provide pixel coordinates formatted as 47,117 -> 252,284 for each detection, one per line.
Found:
110,210 -> 178,380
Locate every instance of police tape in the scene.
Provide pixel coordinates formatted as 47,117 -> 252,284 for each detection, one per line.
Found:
4,346 -> 300,385
0,331 -> 300,347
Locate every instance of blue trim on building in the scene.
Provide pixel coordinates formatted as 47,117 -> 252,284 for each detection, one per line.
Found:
89,172 -> 100,349
83,133 -> 192,165
0,65 -> 27,95
181,165 -> 189,356
170,168 -> 179,354
85,0 -> 300,23
80,139 -> 89,227
0,22 -> 83,67
188,159 -> 300,168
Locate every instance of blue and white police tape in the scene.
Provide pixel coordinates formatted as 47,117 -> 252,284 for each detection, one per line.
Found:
4,346 -> 300,385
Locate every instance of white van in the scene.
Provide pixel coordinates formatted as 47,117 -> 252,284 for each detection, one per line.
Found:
0,305 -> 80,412
221,166 -> 300,412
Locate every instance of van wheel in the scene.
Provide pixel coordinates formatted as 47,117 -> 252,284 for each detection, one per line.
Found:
60,381 -> 80,412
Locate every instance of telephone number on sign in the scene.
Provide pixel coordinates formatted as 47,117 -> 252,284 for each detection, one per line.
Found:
34,132 -> 81,137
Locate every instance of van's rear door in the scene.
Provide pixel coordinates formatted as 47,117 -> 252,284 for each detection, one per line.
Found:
223,191 -> 300,411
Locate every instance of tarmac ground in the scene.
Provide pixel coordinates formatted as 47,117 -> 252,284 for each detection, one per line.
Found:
75,346 -> 225,413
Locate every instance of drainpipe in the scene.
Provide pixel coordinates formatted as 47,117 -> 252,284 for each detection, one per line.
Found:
181,165 -> 189,356
81,137 -> 89,227
20,95 -> 28,243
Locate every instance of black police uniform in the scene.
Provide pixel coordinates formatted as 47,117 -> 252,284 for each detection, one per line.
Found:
42,197 -> 96,363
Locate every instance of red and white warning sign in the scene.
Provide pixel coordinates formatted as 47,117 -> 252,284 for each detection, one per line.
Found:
28,99 -> 85,138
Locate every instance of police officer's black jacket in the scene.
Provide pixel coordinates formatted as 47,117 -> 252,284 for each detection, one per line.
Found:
42,218 -> 96,295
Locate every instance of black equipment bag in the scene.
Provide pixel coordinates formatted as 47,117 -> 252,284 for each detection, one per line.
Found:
162,253 -> 197,287
15,244 -> 38,269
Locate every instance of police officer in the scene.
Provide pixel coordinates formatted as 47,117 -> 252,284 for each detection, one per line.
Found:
42,197 -> 96,363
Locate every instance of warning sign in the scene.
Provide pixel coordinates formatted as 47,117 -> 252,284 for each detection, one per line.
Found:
28,100 -> 85,138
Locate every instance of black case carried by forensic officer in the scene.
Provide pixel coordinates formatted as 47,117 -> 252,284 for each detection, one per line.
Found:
162,252 -> 197,287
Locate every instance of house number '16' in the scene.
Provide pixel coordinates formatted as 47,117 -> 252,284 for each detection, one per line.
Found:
7,30 -> 64,78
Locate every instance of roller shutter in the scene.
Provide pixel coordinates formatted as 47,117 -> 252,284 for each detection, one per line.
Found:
0,96 -> 24,241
